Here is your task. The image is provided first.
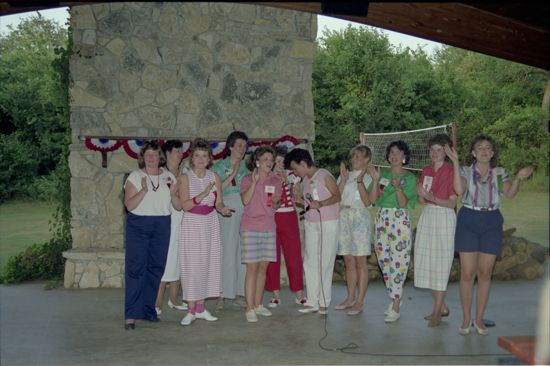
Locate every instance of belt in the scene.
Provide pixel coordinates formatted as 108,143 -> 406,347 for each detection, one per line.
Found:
463,204 -> 495,212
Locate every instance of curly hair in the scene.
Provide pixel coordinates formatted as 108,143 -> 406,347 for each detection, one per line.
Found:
137,141 -> 166,169
466,134 -> 498,168
190,138 -> 213,169
385,140 -> 411,166
247,145 -> 275,171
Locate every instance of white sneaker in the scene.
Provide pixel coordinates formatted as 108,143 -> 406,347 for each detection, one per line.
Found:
246,309 -> 258,322
195,310 -> 218,322
383,302 -> 393,316
155,307 -> 162,316
180,313 -> 195,326
298,306 -> 319,314
384,309 -> 401,323
168,299 -> 188,311
254,305 -> 272,317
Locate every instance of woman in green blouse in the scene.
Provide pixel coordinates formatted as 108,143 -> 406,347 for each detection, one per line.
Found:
369,140 -> 417,323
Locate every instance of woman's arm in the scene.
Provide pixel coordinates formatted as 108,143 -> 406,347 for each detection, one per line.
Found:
310,175 -> 341,209
170,175 -> 182,211
214,173 -> 235,216
367,165 -> 379,206
357,171 -> 371,208
124,176 -> 147,212
502,166 -> 534,199
445,145 -> 466,196
337,162 -> 348,194
178,174 -> 215,212
392,178 -> 408,208
240,172 -> 257,206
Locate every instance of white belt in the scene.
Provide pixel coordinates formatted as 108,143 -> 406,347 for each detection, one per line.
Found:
276,207 -> 295,213
462,204 -> 496,212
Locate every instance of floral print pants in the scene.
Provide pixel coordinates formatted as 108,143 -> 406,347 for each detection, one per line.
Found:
375,208 -> 412,300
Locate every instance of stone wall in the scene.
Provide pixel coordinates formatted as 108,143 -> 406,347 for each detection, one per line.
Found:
63,2 -> 316,288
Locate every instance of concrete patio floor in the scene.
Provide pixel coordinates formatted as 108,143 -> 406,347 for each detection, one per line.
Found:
1,278 -> 546,365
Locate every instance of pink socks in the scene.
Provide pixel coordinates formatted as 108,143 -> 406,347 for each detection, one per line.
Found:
196,303 -> 205,313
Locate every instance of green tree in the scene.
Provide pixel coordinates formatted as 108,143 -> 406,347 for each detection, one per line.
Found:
0,13 -> 69,201
313,26 -> 455,173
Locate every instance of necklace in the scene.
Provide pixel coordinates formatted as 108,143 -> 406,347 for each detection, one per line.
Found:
145,168 -> 160,192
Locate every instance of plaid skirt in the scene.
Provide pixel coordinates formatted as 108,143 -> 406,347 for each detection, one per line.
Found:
240,231 -> 277,263
413,205 -> 456,291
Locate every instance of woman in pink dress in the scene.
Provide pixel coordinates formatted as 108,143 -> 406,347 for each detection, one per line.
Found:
178,138 -> 234,326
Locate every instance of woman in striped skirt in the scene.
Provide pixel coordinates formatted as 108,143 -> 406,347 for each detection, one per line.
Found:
413,134 -> 457,327
178,139 -> 235,326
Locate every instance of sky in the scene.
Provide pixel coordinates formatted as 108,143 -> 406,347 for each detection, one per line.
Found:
0,7 -> 443,54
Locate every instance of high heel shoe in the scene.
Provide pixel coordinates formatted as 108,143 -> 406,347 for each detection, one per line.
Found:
168,299 -> 188,311
473,321 -> 489,336
458,322 -> 471,335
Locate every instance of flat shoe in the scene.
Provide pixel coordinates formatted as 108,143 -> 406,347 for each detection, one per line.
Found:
347,308 -> 363,316
295,297 -> 307,305
473,321 -> 489,336
298,306 -> 319,314
335,302 -> 354,310
384,309 -> 400,323
318,307 -> 328,315
458,322 -> 472,335
124,322 -> 135,330
168,299 -> 188,311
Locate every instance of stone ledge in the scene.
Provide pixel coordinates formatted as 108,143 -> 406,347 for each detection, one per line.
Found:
63,248 -> 125,260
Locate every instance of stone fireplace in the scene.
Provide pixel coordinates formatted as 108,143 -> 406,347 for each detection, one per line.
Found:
63,2 -> 316,288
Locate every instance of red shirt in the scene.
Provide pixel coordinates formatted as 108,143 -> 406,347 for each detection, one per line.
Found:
418,162 -> 455,204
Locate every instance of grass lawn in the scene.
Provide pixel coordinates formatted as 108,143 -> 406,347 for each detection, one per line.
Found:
409,190 -> 549,247
0,191 -> 547,273
0,200 -> 55,272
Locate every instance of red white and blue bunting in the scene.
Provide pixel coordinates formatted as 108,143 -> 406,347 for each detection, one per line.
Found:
83,135 -> 303,161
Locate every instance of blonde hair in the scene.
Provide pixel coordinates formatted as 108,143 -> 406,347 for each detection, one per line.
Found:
350,144 -> 372,165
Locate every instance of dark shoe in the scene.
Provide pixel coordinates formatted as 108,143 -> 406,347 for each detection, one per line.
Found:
144,315 -> 160,322
124,321 -> 136,330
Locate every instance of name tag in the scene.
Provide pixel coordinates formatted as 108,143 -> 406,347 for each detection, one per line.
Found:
378,178 -> 390,197
265,185 -> 275,194
312,187 -> 320,201
423,176 -> 433,191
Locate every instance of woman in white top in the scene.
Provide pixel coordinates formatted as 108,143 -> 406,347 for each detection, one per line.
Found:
154,140 -> 188,315
123,141 -> 182,330
334,145 -> 373,316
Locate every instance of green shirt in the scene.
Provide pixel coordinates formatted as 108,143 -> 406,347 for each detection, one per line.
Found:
212,157 -> 251,196
375,168 -> 417,209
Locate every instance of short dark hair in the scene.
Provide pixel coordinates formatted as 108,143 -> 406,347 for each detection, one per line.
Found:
274,146 -> 288,159
162,139 -> 183,154
428,134 -> 452,148
137,141 -> 166,169
467,134 -> 498,167
284,148 -> 313,169
247,145 -> 275,171
226,131 -> 249,149
385,140 -> 411,166
190,138 -> 213,169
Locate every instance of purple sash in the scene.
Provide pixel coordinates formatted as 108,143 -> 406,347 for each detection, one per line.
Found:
189,205 -> 215,215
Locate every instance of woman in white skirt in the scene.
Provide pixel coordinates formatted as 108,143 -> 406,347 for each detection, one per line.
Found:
155,140 -> 188,315
414,133 -> 457,327
334,145 -> 373,316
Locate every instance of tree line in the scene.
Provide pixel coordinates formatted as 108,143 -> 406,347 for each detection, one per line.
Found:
312,26 -> 549,183
1,17 -> 549,205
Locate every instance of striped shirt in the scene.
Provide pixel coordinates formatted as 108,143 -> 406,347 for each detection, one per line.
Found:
460,165 -> 510,209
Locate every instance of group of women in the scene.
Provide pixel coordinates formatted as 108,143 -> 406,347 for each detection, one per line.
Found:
123,131 -> 533,335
